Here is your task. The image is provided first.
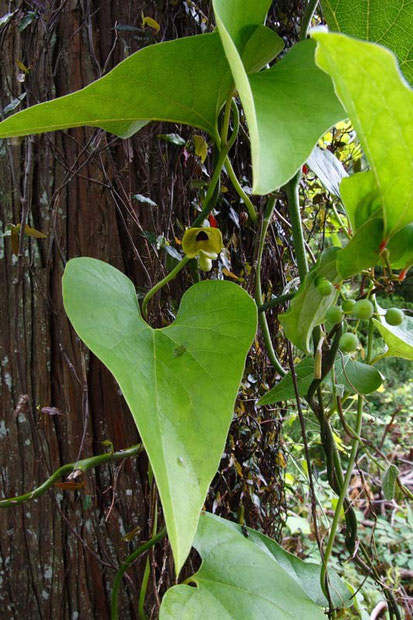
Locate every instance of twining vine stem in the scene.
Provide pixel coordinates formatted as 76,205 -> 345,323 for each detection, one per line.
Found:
141,95 -> 248,318
0,444 -> 143,508
111,527 -> 167,620
284,170 -> 309,280
255,195 -> 286,376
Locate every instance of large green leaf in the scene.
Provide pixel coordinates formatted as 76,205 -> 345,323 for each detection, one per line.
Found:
279,247 -> 340,353
313,32 -> 413,238
62,258 -> 257,573
387,224 -> 413,270
339,171 -> 380,233
213,0 -> 345,193
320,0 -> 413,84
373,315 -> 413,360
160,513 -> 350,618
0,28 -> 282,140
337,216 -> 384,278
258,355 -> 382,405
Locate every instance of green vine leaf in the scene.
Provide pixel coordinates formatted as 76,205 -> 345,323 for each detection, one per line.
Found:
258,357 -> 315,404
0,34 -> 228,138
337,216 -> 384,279
63,258 -> 257,573
320,0 -> 413,84
258,355 -> 382,405
0,27 -> 281,140
339,171 -> 380,233
382,464 -> 400,501
160,513 -> 351,618
387,224 -> 413,270
213,0 -> 345,193
313,32 -> 413,239
279,247 -> 340,353
373,314 -> 413,361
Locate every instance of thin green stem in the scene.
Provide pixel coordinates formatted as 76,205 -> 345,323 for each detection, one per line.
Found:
366,318 -> 374,364
224,156 -> 258,224
299,0 -> 319,40
138,477 -> 158,619
0,444 -> 143,508
255,196 -> 286,376
284,171 -> 308,281
141,256 -> 190,319
320,395 -> 364,598
111,527 -> 167,620
141,94 -> 236,318
258,292 -> 295,312
138,559 -> 150,620
331,203 -> 350,239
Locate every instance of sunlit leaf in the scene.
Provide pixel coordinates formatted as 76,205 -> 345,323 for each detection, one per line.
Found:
320,0 -> 413,84
63,258 -> 256,573
0,34 -> 232,138
337,216 -> 384,278
313,32 -> 413,238
387,224 -> 413,270
339,170 -> 380,232
132,193 -> 157,207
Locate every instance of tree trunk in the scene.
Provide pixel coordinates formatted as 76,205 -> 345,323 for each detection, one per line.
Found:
0,1 -> 203,617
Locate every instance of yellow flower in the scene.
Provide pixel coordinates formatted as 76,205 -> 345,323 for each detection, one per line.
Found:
181,227 -> 223,271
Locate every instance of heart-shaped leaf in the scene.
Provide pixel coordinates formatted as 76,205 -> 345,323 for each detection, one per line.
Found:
313,32 -> 413,238
279,247 -> 340,353
213,0 -> 345,193
320,0 -> 413,84
0,24 -> 282,141
0,33 -> 229,139
258,354 -> 382,405
62,258 -> 257,573
160,512 -> 351,618
334,356 -> 383,395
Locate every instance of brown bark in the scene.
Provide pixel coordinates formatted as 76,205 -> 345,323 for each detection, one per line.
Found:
0,1 -> 203,617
